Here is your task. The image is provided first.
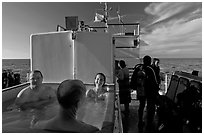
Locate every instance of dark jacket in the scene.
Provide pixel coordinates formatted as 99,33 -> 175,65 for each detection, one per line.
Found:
130,64 -> 159,98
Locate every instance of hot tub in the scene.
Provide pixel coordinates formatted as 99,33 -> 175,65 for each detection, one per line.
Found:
2,83 -> 115,133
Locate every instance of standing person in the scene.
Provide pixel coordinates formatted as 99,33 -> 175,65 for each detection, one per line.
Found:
33,79 -> 99,133
130,55 -> 159,132
2,70 -> 8,89
151,58 -> 161,86
130,62 -> 146,132
7,71 -> 15,87
117,60 -> 131,116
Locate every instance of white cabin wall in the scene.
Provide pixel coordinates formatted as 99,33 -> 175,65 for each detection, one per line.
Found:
74,32 -> 113,84
31,31 -> 114,84
31,32 -> 74,83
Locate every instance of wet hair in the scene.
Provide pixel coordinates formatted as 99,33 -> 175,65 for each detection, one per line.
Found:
119,60 -> 126,68
57,79 -> 86,109
143,55 -> 152,66
94,73 -> 106,87
32,70 -> 43,78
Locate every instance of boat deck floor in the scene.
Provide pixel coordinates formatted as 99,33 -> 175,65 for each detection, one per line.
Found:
120,98 -> 196,133
120,99 -> 156,133
121,99 -> 140,133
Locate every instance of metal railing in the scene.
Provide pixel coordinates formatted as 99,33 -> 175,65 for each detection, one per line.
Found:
113,94 -> 123,133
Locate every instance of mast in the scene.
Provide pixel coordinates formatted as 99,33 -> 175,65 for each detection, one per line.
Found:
104,2 -> 108,33
117,6 -> 124,34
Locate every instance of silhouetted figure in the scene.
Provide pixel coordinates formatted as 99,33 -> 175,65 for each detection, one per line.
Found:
2,71 -> 8,89
192,70 -> 199,76
117,60 -> 131,114
131,55 -> 159,132
151,58 -> 161,85
7,72 -> 15,87
116,60 -> 131,132
34,79 -> 99,133
14,73 -> 21,85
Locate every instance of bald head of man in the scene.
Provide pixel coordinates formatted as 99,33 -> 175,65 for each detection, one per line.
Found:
33,79 -> 100,132
57,79 -> 86,109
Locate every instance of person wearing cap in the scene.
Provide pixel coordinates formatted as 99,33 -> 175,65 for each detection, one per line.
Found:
33,79 -> 99,133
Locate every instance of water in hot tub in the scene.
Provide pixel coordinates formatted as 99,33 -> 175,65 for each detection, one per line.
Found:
2,86 -> 109,131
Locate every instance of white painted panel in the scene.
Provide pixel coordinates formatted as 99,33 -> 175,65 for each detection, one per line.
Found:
31,32 -> 74,83
74,32 -> 113,83
115,48 -> 140,59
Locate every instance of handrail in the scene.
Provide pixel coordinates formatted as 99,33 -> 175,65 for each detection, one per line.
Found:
2,82 -> 30,92
116,46 -> 137,48
113,93 -> 123,133
108,23 -> 139,26
174,71 -> 202,82
117,94 -> 123,133
56,25 -> 66,31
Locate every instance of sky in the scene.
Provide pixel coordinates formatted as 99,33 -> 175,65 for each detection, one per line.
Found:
2,2 -> 202,59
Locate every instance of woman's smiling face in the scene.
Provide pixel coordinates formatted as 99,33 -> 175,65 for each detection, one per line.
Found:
95,74 -> 105,87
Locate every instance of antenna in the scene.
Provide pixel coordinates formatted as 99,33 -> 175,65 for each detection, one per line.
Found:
104,2 -> 108,33
93,2 -> 111,33
116,5 -> 124,33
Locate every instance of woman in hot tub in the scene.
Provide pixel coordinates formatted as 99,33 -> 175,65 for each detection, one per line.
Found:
86,73 -> 108,102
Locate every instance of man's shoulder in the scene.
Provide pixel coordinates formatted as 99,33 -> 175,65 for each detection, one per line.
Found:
145,65 -> 154,72
41,85 -> 51,89
134,64 -> 143,68
118,68 -> 123,73
40,85 -> 56,97
133,64 -> 144,73
41,85 -> 53,91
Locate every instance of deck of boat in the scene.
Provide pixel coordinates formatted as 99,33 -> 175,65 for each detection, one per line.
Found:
121,99 -> 140,133
120,94 -> 200,133
120,98 -> 157,133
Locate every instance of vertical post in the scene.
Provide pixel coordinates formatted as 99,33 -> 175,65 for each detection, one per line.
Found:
104,2 -> 108,33
164,74 -> 168,93
112,37 -> 116,86
137,23 -> 141,59
137,23 -> 140,48
72,33 -> 76,79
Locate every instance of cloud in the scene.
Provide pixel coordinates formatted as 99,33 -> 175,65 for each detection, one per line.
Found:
144,2 -> 201,26
140,2 -> 202,58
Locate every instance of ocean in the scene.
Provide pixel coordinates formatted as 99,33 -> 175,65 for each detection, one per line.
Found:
121,58 -> 202,73
2,58 -> 202,83
2,59 -> 30,83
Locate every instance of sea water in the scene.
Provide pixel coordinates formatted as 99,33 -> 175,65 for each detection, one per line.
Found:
121,58 -> 202,74
3,58 -> 202,77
